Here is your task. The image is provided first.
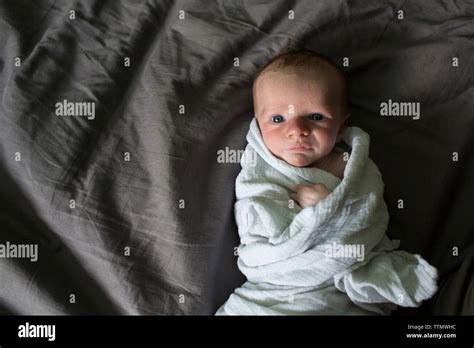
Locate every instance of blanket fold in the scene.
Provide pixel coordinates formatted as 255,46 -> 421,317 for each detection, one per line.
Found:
216,118 -> 438,315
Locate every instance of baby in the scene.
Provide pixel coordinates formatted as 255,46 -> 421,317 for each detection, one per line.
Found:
216,48 -> 438,315
253,49 -> 349,208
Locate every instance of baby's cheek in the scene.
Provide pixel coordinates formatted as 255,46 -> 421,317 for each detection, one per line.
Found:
264,133 -> 282,154
315,126 -> 335,138
316,129 -> 337,149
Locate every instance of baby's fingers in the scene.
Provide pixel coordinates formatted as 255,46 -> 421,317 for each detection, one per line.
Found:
293,183 -> 312,190
296,184 -> 318,196
293,184 -> 301,192
289,192 -> 297,201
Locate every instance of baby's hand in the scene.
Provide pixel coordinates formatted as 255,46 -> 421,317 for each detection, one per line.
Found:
290,183 -> 331,208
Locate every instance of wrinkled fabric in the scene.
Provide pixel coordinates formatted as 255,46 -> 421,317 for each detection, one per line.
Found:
0,0 -> 472,315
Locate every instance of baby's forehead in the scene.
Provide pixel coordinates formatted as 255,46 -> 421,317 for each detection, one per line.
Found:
254,69 -> 342,105
255,66 -> 341,92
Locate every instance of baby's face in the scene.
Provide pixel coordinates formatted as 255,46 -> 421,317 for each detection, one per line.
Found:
254,69 -> 348,167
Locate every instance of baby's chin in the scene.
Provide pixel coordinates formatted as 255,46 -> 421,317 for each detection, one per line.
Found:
281,153 -> 317,167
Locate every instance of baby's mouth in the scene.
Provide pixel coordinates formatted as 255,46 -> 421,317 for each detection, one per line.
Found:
287,143 -> 312,152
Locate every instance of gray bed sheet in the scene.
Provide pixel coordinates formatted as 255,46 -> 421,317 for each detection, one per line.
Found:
0,0 -> 473,315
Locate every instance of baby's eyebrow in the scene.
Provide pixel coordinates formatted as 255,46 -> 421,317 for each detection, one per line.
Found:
266,111 -> 334,119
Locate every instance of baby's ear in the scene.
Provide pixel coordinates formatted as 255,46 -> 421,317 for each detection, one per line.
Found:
336,114 -> 350,142
342,113 -> 350,126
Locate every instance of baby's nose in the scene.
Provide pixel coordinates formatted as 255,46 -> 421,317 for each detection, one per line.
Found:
287,119 -> 310,137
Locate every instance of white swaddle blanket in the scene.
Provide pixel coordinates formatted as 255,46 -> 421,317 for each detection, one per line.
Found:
216,118 -> 438,315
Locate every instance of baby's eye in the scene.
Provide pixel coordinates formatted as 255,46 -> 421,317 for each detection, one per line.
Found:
309,113 -> 324,121
271,115 -> 285,123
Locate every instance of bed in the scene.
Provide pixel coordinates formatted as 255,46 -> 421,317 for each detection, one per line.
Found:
0,0 -> 472,315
